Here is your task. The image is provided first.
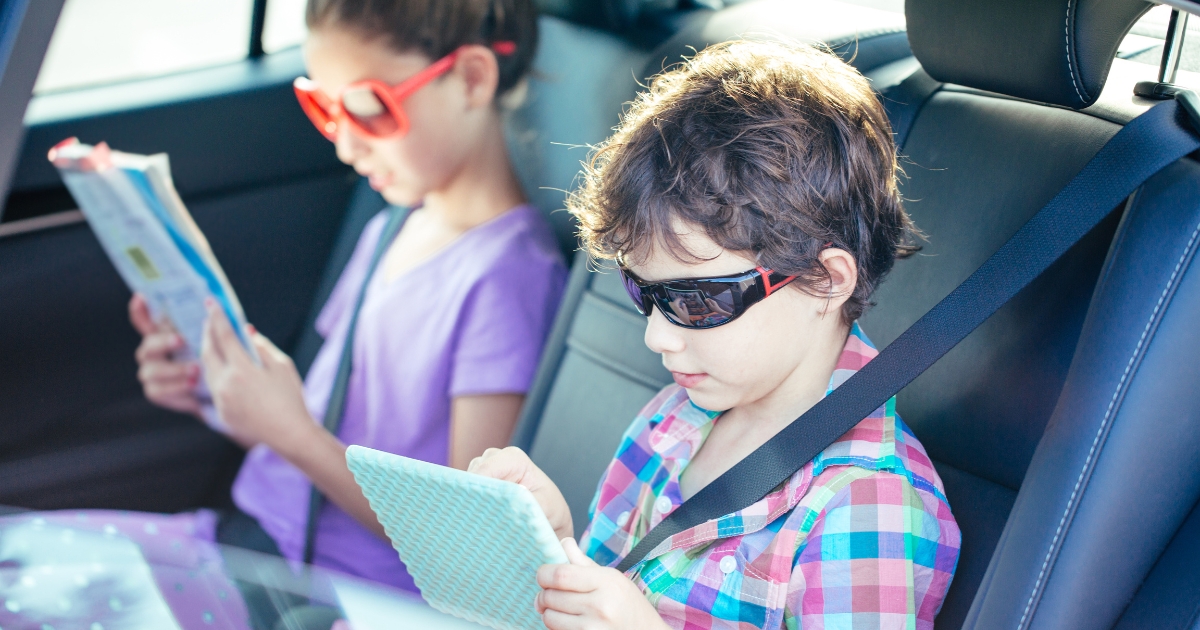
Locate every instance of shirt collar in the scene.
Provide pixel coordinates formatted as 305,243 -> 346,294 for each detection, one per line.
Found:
640,322 -> 901,560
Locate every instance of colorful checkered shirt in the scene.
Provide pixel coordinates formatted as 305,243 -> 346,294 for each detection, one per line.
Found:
580,323 -> 961,629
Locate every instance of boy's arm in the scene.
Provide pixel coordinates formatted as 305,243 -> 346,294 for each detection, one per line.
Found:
535,538 -> 671,630
467,447 -> 574,540
784,473 -> 959,628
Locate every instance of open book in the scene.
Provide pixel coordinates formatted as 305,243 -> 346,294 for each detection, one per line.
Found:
48,137 -> 256,432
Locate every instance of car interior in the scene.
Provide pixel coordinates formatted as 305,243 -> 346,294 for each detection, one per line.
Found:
1,0 -> 1199,628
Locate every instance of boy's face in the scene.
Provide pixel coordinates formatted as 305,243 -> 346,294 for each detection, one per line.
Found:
627,225 -> 855,415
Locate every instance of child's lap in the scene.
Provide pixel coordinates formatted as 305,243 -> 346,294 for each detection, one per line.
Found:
0,509 -> 254,629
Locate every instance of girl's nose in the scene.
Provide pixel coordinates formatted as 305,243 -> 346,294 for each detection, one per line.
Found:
644,307 -> 686,355
334,125 -> 369,164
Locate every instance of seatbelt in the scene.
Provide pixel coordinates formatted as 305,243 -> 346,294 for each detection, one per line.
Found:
615,95 -> 1200,574
303,205 -> 411,564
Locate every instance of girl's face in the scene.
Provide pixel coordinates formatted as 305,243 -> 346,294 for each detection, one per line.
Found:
627,226 -> 855,414
303,27 -> 495,206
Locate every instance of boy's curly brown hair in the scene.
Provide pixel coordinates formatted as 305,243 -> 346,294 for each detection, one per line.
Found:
569,39 -> 919,323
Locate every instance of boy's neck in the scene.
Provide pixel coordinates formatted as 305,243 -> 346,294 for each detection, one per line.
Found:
680,320 -> 851,501
421,112 -> 527,231
726,320 -> 850,430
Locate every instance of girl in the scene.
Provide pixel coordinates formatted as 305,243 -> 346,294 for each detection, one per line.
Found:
470,41 -> 960,629
128,0 -> 566,594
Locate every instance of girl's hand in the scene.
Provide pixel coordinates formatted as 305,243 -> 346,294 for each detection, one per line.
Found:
129,294 -> 203,417
467,447 -> 574,541
199,300 -> 316,451
535,538 -> 669,630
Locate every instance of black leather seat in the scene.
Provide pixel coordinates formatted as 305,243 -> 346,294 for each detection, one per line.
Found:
511,0 -> 1200,629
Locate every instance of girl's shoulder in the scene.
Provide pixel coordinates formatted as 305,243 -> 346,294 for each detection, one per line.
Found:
462,204 -> 564,272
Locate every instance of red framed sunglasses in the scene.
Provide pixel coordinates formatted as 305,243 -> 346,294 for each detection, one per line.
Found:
620,266 -> 798,329
294,41 -> 516,141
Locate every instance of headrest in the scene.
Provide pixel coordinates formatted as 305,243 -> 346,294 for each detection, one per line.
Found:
536,0 -> 673,32
907,0 -> 1153,108
642,0 -> 909,81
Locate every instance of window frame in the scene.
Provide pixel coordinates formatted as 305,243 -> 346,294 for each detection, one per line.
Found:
250,0 -> 268,58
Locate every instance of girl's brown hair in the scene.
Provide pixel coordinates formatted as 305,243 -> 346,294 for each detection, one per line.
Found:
306,0 -> 538,97
570,39 -> 919,323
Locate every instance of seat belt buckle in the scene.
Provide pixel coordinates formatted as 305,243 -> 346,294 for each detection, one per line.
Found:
1134,81 -> 1200,133
1176,90 -> 1200,134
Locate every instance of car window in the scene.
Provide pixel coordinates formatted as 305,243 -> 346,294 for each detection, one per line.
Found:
840,0 -> 903,12
1120,5 -> 1200,74
263,0 -> 308,53
34,0 -> 254,94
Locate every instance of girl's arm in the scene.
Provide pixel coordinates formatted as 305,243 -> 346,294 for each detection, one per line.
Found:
198,300 -> 388,538
449,394 -> 523,470
198,301 -> 531,541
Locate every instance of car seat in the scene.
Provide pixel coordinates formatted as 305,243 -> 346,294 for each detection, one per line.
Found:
511,0 -> 1200,629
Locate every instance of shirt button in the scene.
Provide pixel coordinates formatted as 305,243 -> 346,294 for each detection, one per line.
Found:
719,556 -> 737,574
655,497 -> 673,514
616,511 -> 630,527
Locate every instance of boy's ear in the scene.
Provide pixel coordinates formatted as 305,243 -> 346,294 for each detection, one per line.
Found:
818,248 -> 858,311
454,45 -> 501,109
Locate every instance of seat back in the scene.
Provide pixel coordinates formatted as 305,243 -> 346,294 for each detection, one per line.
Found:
863,84 -> 1125,629
506,11 -> 655,256
890,2 -> 1200,627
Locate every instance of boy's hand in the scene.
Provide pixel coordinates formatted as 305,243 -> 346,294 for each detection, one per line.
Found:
467,447 -> 574,541
536,538 -> 669,630
129,293 -> 203,417
199,300 -> 317,451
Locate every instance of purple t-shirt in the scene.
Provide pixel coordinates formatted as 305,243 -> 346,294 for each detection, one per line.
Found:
231,204 -> 566,591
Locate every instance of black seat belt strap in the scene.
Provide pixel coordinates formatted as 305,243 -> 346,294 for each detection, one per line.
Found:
303,205 -> 411,564
616,96 -> 1200,574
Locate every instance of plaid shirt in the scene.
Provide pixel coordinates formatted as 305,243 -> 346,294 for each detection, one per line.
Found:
581,324 -> 961,629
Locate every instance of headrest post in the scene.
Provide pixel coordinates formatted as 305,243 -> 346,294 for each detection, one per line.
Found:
1159,9 -> 1189,84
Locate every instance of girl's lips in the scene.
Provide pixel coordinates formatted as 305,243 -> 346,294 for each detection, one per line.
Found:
366,173 -> 393,191
671,371 -> 708,388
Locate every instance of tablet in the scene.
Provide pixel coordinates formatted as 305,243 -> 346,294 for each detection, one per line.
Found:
346,446 -> 567,630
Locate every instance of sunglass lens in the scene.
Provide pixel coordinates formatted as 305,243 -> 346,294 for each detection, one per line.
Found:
660,284 -> 737,328
620,270 -> 649,316
343,86 -> 400,137
296,89 -> 337,137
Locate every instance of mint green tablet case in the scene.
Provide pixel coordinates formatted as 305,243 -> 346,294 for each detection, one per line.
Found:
346,446 -> 568,630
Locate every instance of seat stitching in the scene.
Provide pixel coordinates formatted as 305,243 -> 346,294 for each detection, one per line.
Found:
1016,216 -> 1200,629
1064,0 -> 1087,104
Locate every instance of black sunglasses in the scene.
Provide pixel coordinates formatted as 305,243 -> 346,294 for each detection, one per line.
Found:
619,266 -> 798,329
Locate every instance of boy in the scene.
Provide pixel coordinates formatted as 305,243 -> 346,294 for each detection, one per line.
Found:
472,40 -> 960,629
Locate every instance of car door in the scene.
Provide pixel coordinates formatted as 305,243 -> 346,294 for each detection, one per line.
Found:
0,0 -> 355,512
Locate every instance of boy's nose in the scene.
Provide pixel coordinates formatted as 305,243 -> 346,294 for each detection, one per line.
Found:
644,307 -> 686,355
